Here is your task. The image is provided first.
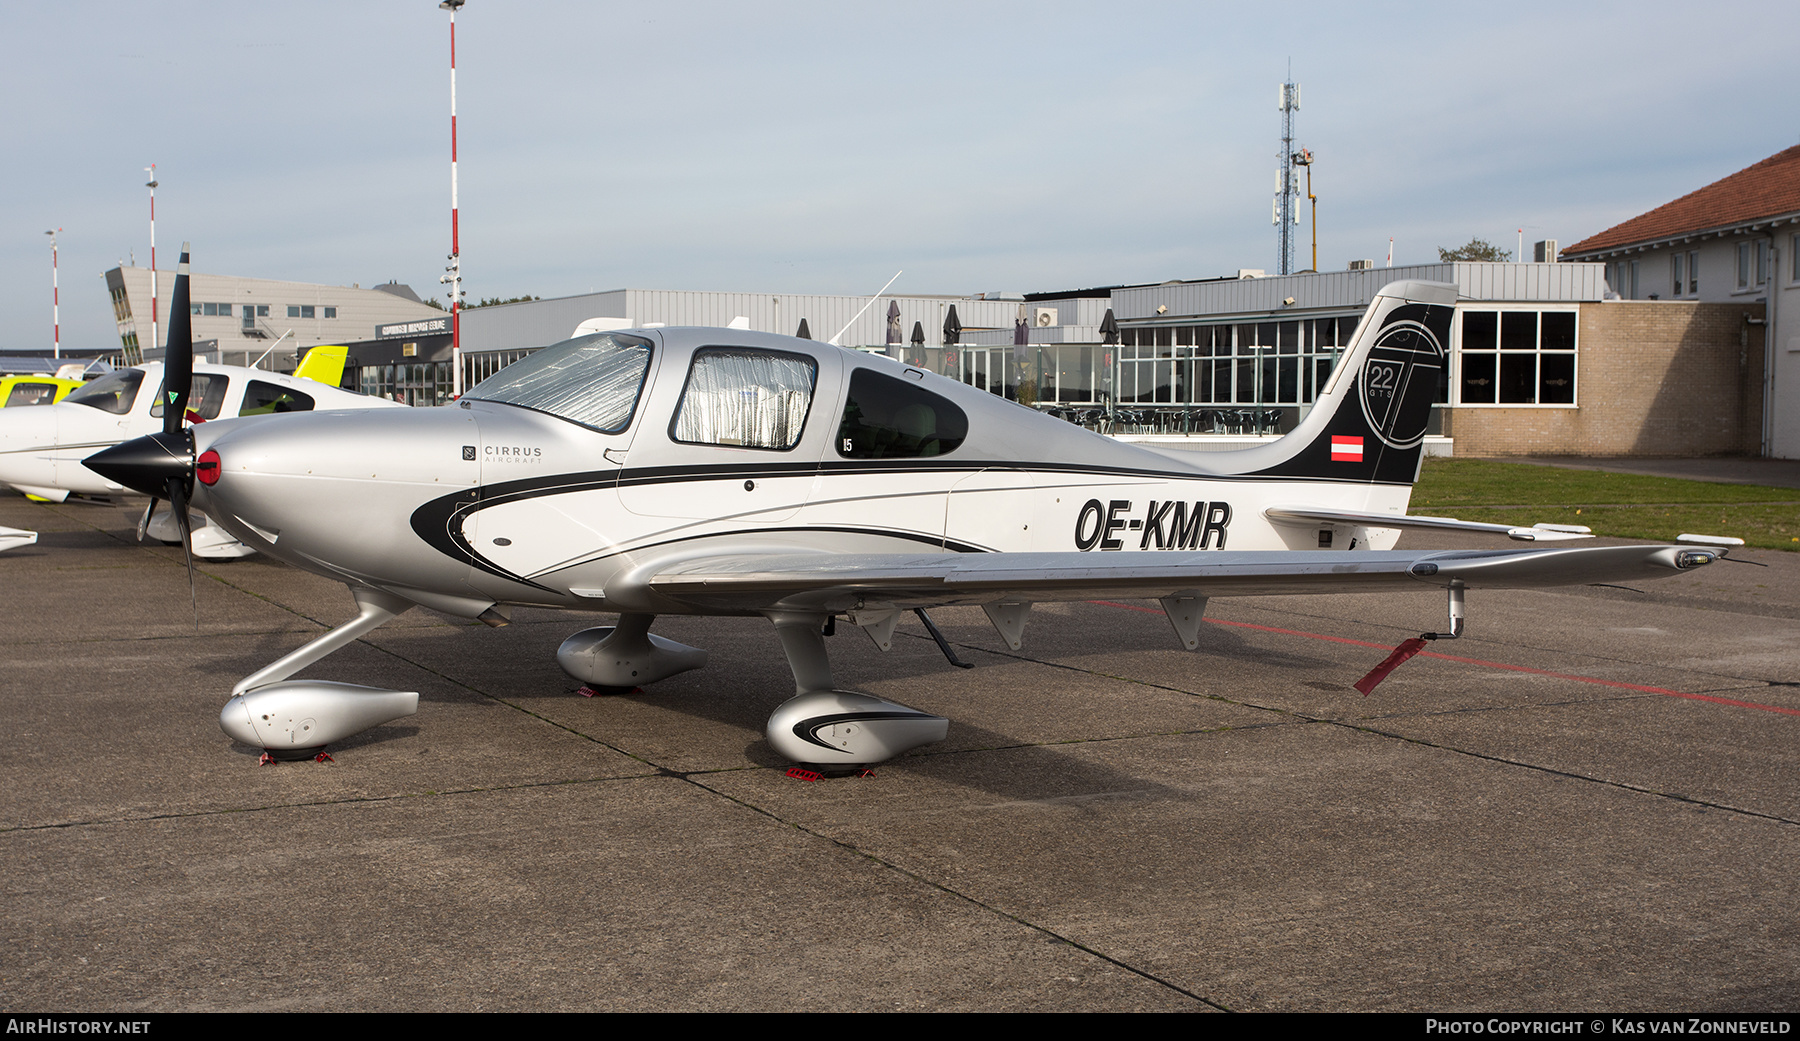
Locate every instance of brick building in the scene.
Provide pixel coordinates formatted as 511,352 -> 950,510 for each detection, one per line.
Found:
1445,301 -> 1763,456
1562,145 -> 1799,457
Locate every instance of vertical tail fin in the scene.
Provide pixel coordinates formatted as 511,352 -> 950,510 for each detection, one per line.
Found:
1245,280 -> 1455,485
293,344 -> 349,387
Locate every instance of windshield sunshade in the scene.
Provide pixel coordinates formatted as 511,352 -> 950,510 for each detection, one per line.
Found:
464,333 -> 653,432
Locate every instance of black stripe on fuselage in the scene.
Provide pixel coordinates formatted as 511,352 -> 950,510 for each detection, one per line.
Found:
408,455 -> 1408,587
409,481 -> 994,589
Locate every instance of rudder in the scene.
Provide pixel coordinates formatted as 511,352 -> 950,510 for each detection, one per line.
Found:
1246,280 -> 1455,485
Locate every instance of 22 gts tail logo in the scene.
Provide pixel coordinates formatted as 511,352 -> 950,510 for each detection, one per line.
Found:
1074,498 -> 1231,551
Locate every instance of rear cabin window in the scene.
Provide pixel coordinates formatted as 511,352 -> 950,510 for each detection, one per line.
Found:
150,374 -> 229,421
239,380 -> 315,416
671,348 -> 817,451
837,368 -> 967,458
5,382 -> 59,407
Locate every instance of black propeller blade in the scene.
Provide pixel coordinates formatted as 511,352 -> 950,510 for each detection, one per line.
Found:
168,462 -> 198,623
87,245 -> 201,624
162,246 -> 194,437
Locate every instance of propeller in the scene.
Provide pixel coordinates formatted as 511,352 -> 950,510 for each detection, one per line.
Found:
87,245 -> 200,623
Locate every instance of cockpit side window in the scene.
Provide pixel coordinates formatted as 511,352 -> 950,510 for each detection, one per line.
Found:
837,368 -> 968,458
671,348 -> 817,451
64,370 -> 145,416
239,380 -> 315,416
464,332 -> 653,433
151,374 -> 229,421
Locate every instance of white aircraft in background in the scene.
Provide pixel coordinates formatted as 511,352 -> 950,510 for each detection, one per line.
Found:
0,310 -> 401,557
90,266 -> 1727,769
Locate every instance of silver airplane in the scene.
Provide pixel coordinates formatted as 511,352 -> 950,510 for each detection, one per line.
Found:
89,268 -> 1726,768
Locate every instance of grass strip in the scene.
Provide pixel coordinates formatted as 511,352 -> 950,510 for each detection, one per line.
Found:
1412,459 -> 1800,551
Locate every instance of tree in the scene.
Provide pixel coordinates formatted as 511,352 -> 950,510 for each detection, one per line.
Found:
1437,238 -> 1512,262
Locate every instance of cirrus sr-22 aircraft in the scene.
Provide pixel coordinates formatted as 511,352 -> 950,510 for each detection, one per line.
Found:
89,257 -> 1728,770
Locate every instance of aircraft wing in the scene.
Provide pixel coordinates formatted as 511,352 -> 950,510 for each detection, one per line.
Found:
639,544 -> 1716,615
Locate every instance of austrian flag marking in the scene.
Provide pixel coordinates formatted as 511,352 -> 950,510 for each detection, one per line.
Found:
1331,436 -> 1364,462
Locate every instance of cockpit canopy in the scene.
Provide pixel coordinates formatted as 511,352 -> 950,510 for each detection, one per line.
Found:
462,329 -> 971,460
463,332 -> 653,433
64,369 -> 145,415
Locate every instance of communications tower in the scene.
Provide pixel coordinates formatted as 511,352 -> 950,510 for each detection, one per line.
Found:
1274,75 -> 1300,275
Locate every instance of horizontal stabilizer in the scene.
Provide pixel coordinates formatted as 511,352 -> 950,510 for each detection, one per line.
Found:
1266,505 -> 1594,542
1677,533 -> 1745,547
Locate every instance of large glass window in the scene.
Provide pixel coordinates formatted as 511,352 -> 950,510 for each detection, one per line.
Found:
464,332 -> 653,433
1114,316 -> 1353,409
1457,309 -> 1576,406
1035,344 -> 1102,404
358,361 -> 456,407
671,348 -> 816,450
838,368 -> 967,459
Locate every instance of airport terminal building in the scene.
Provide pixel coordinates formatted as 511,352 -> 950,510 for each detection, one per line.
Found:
357,266 -> 1761,456
103,265 -> 446,371
97,256 -> 1764,458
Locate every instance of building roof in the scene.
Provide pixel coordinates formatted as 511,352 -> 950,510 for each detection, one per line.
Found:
1564,144 -> 1800,257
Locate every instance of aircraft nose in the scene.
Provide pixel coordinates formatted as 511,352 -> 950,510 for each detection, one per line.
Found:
84,430 -> 192,498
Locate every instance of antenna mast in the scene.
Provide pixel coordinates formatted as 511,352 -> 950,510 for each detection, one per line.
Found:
1274,73 -> 1300,275
441,0 -> 466,398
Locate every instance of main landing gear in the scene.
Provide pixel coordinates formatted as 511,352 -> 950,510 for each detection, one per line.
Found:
222,585 -> 947,771
555,609 -> 947,774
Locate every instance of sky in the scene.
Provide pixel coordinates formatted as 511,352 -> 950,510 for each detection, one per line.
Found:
2,0 -> 1795,352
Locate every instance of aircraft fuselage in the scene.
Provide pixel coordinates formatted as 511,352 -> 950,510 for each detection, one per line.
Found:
191,327 -> 1412,622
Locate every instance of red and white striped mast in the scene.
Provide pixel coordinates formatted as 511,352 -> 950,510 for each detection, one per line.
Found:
440,0 -> 466,397
145,165 -> 159,361
45,228 -> 61,359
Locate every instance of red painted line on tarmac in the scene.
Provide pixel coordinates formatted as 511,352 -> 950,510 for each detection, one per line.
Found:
1089,600 -> 1800,718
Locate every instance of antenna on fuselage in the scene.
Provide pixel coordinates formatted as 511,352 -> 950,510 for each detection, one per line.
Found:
828,270 -> 902,347
248,329 -> 295,371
